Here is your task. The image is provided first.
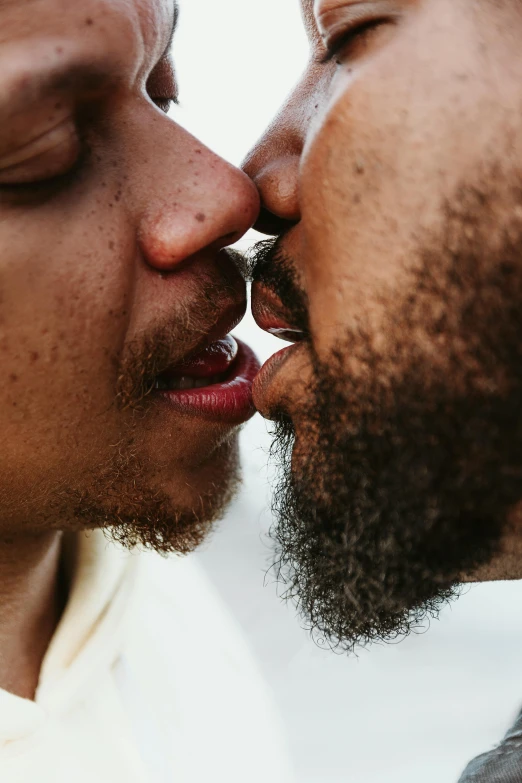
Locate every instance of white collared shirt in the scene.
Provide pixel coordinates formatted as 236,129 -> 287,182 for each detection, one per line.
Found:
0,531 -> 293,783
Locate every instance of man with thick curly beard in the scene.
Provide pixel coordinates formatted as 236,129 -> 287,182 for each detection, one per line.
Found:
247,1 -> 522,778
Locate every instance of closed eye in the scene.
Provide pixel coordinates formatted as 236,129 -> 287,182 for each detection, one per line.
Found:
0,118 -> 84,199
151,95 -> 179,114
319,17 -> 392,65
147,56 -> 179,115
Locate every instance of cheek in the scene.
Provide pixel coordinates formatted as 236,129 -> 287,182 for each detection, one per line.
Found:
0,199 -> 134,487
299,83 -> 410,357
298,31 -> 494,358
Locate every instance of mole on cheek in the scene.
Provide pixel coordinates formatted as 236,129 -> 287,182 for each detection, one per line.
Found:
195,213 -> 206,223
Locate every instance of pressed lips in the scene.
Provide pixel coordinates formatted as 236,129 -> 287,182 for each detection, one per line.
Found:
251,282 -> 302,340
251,281 -> 305,416
153,335 -> 261,424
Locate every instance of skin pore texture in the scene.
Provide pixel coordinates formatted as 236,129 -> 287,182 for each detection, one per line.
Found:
0,0 -> 259,698
246,0 -> 522,650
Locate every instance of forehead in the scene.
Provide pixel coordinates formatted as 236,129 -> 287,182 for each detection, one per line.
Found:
0,0 -> 174,59
0,0 -> 176,121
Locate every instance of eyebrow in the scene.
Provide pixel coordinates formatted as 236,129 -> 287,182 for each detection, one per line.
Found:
162,0 -> 180,60
0,2 -> 180,121
0,60 -> 117,124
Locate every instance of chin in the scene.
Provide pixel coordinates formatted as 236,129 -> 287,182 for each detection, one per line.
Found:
40,428 -> 242,556
159,433 -> 241,510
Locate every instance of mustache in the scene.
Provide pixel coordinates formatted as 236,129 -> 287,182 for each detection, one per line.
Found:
246,235 -> 292,284
247,236 -> 310,333
116,279 -> 239,410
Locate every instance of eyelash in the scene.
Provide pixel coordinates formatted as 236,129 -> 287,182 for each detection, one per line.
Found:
152,96 -> 179,114
320,18 -> 389,65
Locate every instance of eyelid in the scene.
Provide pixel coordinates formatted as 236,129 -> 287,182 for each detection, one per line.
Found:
152,94 -> 180,108
147,56 -> 180,111
0,118 -> 80,185
315,0 -> 401,45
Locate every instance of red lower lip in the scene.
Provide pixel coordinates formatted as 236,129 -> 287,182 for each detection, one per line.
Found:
156,339 -> 261,424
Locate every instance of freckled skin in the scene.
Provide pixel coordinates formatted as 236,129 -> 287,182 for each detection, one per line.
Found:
0,0 -> 259,536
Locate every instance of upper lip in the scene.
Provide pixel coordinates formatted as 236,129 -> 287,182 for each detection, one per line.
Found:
251,281 -> 305,342
166,298 -> 245,373
155,248 -> 248,374
193,300 -> 244,357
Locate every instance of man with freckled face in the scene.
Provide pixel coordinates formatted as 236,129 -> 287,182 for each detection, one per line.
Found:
0,0 -> 292,781
247,0 -> 522,778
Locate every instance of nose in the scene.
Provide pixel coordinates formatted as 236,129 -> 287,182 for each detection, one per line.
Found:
133,110 -> 260,271
243,60 -> 334,237
243,55 -> 334,238
243,103 -> 303,237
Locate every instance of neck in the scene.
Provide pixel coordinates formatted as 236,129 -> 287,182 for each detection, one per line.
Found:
0,530 -> 64,700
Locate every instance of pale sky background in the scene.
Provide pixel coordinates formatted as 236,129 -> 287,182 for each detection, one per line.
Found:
170,2 -> 522,782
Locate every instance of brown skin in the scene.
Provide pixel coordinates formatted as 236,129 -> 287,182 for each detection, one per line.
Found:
248,0 -> 522,417
246,0 -> 522,601
0,0 -> 259,698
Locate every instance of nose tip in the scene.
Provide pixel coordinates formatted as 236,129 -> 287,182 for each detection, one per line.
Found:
254,157 -> 300,219
245,156 -> 300,236
140,158 -> 260,272
223,168 -> 261,244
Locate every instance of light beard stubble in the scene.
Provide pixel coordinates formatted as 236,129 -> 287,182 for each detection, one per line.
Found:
47,277 -> 243,555
73,434 -> 240,555
269,181 -> 522,651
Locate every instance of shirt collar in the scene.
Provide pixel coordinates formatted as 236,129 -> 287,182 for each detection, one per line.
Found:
0,530 -> 139,742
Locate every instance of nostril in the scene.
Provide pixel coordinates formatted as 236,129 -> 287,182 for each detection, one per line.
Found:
254,207 -> 298,237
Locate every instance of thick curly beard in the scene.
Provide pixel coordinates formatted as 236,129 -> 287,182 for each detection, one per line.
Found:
269,186 -> 522,651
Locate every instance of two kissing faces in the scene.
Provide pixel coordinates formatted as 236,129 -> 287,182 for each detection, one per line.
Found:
2,1 -> 522,782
